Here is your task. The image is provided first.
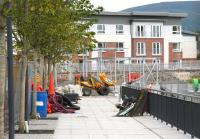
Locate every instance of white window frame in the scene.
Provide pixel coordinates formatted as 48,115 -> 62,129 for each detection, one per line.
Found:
137,59 -> 146,64
172,42 -> 181,52
136,42 -> 146,56
151,25 -> 162,37
152,42 -> 162,55
135,25 -> 145,37
116,24 -> 124,34
172,25 -> 181,34
116,42 -> 124,51
97,24 -> 105,34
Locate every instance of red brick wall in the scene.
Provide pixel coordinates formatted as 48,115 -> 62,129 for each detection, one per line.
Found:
169,43 -> 182,63
101,42 -> 124,59
132,38 -> 164,63
182,58 -> 197,62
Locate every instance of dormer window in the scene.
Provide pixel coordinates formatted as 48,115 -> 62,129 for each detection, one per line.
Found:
151,25 -> 162,37
97,24 -> 105,34
172,25 -> 181,34
116,24 -> 123,34
135,25 -> 145,37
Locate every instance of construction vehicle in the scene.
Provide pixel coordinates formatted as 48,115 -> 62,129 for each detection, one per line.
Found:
80,73 -> 116,96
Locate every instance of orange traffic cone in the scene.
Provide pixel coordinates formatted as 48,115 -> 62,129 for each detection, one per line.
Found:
48,72 -> 55,95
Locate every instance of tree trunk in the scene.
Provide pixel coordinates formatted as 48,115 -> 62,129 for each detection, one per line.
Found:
53,63 -> 57,88
0,1 -> 6,137
0,57 -> 6,138
19,55 -> 27,133
31,51 -> 37,119
44,57 -> 48,89
48,59 -> 52,82
19,0 -> 30,132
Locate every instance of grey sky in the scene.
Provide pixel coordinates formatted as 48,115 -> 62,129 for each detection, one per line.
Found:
90,0 -> 198,12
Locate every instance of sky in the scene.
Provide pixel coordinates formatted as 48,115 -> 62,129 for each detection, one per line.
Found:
90,0 -> 198,12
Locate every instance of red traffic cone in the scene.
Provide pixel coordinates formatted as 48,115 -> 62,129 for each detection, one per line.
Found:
48,72 -> 55,95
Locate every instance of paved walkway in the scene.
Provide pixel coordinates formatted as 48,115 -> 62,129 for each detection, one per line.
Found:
54,96 -> 193,139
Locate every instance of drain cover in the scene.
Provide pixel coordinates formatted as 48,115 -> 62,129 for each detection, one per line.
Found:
77,115 -> 88,118
15,130 -> 54,134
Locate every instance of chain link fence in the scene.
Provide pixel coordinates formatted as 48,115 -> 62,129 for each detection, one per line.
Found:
57,60 -> 200,93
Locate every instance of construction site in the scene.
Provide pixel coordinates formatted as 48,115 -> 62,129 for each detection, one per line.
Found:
1,1 -> 200,139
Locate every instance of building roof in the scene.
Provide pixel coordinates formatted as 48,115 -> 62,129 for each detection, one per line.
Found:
98,11 -> 187,18
182,30 -> 198,36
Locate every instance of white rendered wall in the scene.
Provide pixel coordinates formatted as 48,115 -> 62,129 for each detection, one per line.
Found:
182,36 -> 197,59
132,22 -> 163,38
90,24 -> 130,35
90,24 -> 132,63
163,25 -> 183,64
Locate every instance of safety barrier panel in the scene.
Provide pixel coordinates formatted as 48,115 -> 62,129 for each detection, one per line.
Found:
121,86 -> 200,138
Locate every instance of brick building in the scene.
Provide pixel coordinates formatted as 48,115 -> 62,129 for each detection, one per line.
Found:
79,11 -> 197,66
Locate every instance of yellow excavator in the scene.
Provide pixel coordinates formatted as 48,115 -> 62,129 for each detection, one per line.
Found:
80,73 -> 116,96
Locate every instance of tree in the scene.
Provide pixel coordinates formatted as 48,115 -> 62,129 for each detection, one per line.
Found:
26,0 -> 102,88
11,0 -> 32,132
0,0 -> 6,137
10,0 -> 102,133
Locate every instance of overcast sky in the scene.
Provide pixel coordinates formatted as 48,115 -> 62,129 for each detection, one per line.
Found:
90,0 -> 198,12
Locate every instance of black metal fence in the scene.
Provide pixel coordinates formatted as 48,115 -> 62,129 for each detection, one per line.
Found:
121,86 -> 200,138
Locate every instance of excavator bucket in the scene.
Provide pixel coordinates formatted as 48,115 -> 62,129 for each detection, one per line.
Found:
99,73 -> 116,86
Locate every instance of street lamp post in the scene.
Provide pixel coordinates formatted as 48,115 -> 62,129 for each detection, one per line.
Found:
6,3 -> 15,138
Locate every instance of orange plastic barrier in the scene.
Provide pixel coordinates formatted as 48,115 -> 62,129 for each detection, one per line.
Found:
74,74 -> 81,84
48,72 -> 55,95
128,73 -> 140,82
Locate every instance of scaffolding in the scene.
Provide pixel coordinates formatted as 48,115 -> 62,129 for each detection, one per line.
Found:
81,48 -> 160,87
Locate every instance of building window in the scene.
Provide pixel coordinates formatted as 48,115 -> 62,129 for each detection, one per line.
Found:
97,42 -> 106,49
172,25 -> 181,34
152,59 -> 160,63
97,24 -> 105,33
137,59 -> 145,64
172,60 -> 181,65
116,42 -> 124,51
152,42 -> 161,55
116,24 -> 123,34
116,60 -> 124,64
136,42 -> 146,56
172,43 -> 181,52
136,25 -> 145,37
151,25 -> 161,37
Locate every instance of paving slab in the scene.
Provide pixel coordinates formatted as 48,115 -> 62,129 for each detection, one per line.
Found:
53,96 -> 197,139
14,113 -> 59,139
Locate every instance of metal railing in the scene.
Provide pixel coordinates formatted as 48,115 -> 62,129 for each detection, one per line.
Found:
121,86 -> 200,138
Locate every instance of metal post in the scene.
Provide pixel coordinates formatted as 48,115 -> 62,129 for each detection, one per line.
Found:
85,50 -> 88,77
128,57 -> 131,75
123,60 -> 125,83
114,51 -> 117,82
142,59 -> 145,87
82,52 -> 84,77
100,49 -> 102,73
97,50 -> 99,78
7,7 -> 15,139
156,60 -> 159,85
